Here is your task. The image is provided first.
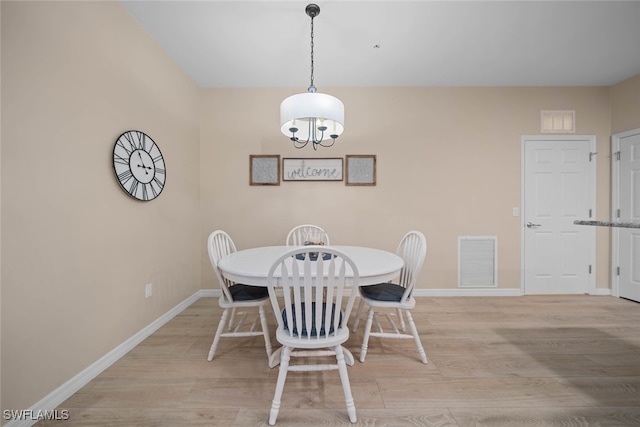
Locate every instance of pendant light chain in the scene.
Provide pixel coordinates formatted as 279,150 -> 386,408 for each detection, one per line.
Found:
309,14 -> 316,92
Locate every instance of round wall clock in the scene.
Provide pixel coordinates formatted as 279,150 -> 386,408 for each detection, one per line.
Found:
112,130 -> 166,201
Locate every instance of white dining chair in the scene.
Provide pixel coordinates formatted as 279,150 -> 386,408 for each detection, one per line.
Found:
266,245 -> 359,425
352,230 -> 428,364
285,224 -> 330,246
206,230 -> 273,362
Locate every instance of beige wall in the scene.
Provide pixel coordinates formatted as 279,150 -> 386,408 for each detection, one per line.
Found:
611,74 -> 640,134
1,1 -> 200,412
200,86 -> 612,292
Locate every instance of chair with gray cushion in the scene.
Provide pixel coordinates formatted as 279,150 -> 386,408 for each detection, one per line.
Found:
206,230 -> 273,362
352,230 -> 428,364
266,245 -> 358,425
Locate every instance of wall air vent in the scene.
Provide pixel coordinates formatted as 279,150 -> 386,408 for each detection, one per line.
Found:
541,110 -> 575,133
458,236 -> 498,287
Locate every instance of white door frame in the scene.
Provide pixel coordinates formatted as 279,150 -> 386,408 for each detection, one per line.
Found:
611,128 -> 640,298
520,135 -> 597,295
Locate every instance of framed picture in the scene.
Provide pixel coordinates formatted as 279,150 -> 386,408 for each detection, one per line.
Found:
250,155 -> 280,185
282,158 -> 343,182
346,155 -> 376,186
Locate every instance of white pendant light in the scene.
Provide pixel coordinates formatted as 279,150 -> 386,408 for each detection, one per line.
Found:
280,4 -> 344,150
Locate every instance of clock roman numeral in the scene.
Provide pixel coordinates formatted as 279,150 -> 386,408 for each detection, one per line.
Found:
117,139 -> 133,156
149,183 -> 158,198
154,166 -> 166,175
118,170 -> 133,183
136,131 -> 146,151
141,184 -> 149,201
123,131 -> 135,148
114,153 -> 129,165
129,179 -> 139,196
153,176 -> 164,189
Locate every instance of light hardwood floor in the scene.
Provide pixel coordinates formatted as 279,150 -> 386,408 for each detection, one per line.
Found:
38,295 -> 640,426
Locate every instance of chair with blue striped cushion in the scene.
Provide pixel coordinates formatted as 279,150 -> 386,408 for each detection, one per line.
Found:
266,246 -> 359,425
286,224 -> 330,246
206,230 -> 273,363
352,230 -> 428,364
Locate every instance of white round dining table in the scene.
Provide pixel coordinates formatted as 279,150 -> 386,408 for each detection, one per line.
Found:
218,245 -> 403,368
218,245 -> 404,287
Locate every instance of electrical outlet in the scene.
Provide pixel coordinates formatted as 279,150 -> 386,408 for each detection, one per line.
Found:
145,283 -> 153,299
513,207 -> 520,217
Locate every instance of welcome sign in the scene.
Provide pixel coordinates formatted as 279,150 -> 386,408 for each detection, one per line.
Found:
282,158 -> 344,181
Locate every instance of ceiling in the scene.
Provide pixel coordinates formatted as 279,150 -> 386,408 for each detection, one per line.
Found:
120,1 -> 640,89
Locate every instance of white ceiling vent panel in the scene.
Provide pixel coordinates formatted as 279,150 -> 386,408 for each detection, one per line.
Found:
458,236 -> 498,287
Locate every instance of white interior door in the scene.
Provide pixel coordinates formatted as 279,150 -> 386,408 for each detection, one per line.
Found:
521,136 -> 596,294
612,129 -> 640,302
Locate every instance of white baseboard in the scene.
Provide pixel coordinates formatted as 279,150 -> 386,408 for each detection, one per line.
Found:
413,288 -> 523,297
4,290 -> 205,427
413,287 -> 613,297
199,288 -> 220,298
592,287 -> 612,296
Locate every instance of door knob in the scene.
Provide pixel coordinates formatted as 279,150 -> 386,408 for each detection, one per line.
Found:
526,222 -> 541,228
